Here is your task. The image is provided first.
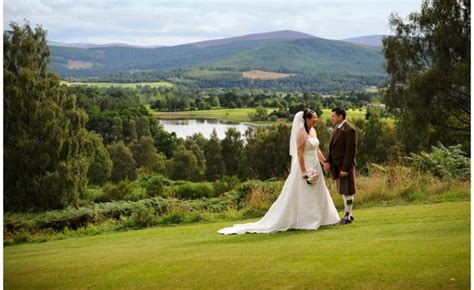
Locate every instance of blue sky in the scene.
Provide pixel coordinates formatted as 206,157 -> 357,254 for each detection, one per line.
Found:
4,0 -> 422,46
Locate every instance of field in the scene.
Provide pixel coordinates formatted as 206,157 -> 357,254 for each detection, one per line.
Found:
66,60 -> 94,69
61,81 -> 174,88
152,107 -> 281,124
152,107 -> 393,124
4,201 -> 470,289
242,70 -> 296,79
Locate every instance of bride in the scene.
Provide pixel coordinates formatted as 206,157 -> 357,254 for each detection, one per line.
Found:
217,109 -> 340,235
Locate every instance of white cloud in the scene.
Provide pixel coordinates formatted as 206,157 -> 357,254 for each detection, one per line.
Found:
3,0 -> 422,46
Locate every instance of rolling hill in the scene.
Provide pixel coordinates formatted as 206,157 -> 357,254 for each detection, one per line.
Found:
48,30 -> 386,79
341,35 -> 386,47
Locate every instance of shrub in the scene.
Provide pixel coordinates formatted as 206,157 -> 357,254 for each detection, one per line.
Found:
407,142 -> 470,180
102,180 -> 134,201
173,182 -> 214,199
146,175 -> 168,197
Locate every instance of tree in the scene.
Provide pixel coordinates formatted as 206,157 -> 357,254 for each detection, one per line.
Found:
4,22 -> 97,211
221,128 -> 244,176
243,124 -> 291,179
168,145 -> 200,181
183,136 -> 206,179
382,0 -> 470,153
87,133 -> 113,185
130,136 -> 165,174
136,116 -> 151,140
152,124 -> 179,158
107,141 -> 137,183
204,129 -> 226,180
357,113 -> 388,166
248,105 -> 268,121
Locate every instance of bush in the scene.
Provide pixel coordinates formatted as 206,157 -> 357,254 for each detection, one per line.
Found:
173,182 -> 214,199
127,205 -> 158,228
407,142 -> 470,180
146,175 -> 168,197
212,176 -> 240,196
102,180 -> 134,201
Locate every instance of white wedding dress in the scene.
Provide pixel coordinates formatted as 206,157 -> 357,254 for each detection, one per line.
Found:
217,128 -> 340,235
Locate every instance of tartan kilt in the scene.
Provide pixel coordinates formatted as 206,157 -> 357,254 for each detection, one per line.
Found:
332,165 -> 356,195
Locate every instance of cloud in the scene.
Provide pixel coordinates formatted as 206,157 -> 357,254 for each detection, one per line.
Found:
3,0 -> 421,46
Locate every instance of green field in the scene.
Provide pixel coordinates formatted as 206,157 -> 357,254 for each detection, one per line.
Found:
152,107 -> 281,124
4,201 -> 469,289
153,107 -> 394,124
61,81 -> 174,88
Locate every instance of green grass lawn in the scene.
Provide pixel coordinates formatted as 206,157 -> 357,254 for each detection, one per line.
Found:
152,107 -> 394,125
61,81 -> 174,88
4,201 -> 469,289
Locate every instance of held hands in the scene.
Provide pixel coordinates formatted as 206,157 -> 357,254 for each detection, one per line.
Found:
340,171 -> 348,177
323,162 -> 331,173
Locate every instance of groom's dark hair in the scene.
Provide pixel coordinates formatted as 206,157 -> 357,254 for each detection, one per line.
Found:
332,107 -> 346,119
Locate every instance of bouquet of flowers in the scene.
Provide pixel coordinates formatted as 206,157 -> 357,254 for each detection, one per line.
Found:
305,168 -> 319,185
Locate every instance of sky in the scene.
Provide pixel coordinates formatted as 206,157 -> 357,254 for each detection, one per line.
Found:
4,0 -> 422,46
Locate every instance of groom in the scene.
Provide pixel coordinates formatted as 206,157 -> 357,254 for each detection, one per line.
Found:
323,107 -> 357,225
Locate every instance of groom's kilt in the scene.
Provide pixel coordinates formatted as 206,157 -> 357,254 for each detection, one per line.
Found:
331,165 -> 356,195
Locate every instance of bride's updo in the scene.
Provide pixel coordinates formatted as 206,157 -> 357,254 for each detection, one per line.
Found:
302,108 -> 315,134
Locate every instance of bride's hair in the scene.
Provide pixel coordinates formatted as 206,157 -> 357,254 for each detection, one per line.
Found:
302,108 -> 315,134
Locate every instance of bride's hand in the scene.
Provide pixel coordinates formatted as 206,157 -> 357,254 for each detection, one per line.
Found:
301,170 -> 308,179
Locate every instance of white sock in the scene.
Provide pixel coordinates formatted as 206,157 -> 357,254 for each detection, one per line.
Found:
343,195 -> 354,217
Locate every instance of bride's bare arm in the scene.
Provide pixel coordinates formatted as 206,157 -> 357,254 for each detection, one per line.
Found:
317,148 -> 326,163
297,142 -> 306,176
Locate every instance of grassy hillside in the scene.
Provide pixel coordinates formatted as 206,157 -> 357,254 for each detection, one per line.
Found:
206,38 -> 384,75
4,201 -> 470,289
49,37 -> 385,78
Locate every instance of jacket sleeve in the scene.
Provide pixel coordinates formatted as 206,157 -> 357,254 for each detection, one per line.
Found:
327,146 -> 333,164
342,127 -> 356,172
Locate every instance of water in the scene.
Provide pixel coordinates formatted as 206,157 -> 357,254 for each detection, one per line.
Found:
158,119 -> 253,140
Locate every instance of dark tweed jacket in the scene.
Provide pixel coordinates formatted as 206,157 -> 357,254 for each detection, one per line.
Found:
327,121 -> 357,179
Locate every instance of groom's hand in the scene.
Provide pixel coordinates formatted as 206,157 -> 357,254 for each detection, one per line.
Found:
323,163 -> 331,172
340,171 -> 348,177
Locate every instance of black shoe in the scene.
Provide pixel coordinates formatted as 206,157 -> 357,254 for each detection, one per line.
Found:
338,217 -> 352,225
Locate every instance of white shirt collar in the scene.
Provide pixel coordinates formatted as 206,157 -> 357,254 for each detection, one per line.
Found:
337,120 -> 347,129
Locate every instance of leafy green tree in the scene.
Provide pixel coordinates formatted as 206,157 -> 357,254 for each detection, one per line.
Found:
152,125 -> 179,158
87,133 -> 113,185
221,128 -> 244,176
248,105 -> 268,121
131,136 -> 165,174
136,116 -> 151,140
204,129 -> 226,180
243,124 -> 291,179
168,145 -> 200,181
4,22 -> 97,211
383,0 -> 470,153
107,141 -> 137,183
357,113 -> 388,166
183,137 -> 206,179
122,117 -> 138,143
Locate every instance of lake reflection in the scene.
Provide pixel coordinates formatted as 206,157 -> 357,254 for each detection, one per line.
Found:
158,119 -> 252,140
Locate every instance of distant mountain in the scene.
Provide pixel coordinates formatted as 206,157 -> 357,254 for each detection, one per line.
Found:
187,30 -> 315,48
48,41 -> 164,49
341,35 -> 386,47
48,30 -> 386,78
